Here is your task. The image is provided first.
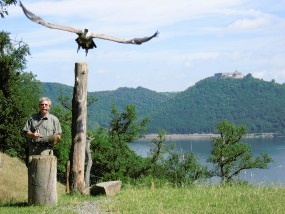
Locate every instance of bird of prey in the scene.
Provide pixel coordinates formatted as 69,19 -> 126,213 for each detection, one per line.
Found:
19,2 -> 159,56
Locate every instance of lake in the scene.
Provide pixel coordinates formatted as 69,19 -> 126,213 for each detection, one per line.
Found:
129,136 -> 285,185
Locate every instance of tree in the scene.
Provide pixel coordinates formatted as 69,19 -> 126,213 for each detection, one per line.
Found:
90,105 -> 209,186
91,104 -> 149,183
0,31 -> 41,158
109,104 -> 149,143
147,131 -> 208,186
207,120 -> 272,183
160,152 -> 208,185
0,0 -> 17,18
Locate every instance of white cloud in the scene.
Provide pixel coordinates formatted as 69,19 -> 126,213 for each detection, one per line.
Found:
252,69 -> 285,84
228,17 -> 270,30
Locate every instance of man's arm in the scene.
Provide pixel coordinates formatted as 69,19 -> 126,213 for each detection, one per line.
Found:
24,130 -> 40,139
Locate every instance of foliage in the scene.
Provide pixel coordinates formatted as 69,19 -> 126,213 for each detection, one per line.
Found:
50,105 -> 72,182
148,75 -> 285,134
146,131 -> 208,185
42,83 -> 174,130
207,120 -> 272,183
157,152 -> 208,185
43,75 -> 285,135
0,31 -> 41,159
91,109 -> 207,186
148,130 -> 170,164
0,0 -> 17,18
90,105 -> 149,183
109,104 -> 149,142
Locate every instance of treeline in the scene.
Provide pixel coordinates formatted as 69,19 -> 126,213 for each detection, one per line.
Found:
43,74 -> 285,135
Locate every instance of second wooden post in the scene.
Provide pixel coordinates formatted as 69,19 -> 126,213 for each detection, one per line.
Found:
69,62 -> 88,193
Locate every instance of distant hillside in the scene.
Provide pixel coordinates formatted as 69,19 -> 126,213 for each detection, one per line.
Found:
147,74 -> 285,134
87,87 -> 176,128
42,83 -> 175,129
42,74 -> 285,134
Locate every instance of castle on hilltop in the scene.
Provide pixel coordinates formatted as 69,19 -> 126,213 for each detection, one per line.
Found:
214,70 -> 243,79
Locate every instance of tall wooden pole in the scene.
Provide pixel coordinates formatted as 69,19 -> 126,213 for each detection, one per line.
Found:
69,62 -> 88,193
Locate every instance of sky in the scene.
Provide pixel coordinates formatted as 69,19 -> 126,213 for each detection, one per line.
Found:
2,0 -> 285,92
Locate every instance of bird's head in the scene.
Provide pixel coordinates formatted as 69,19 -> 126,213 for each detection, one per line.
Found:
80,28 -> 90,38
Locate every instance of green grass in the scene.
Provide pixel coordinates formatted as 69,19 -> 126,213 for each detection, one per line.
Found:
100,184 -> 285,214
1,185 -> 285,214
0,152 -> 28,203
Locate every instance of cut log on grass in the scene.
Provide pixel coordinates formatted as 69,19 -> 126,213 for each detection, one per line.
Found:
90,181 -> 122,196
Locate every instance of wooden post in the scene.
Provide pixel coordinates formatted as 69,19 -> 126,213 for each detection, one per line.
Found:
28,155 -> 57,205
66,160 -> 70,193
84,137 -> 93,190
69,62 -> 88,193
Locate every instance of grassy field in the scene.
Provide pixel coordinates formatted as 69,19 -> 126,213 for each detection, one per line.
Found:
101,184 -> 285,213
0,152 -> 29,203
1,152 -> 285,213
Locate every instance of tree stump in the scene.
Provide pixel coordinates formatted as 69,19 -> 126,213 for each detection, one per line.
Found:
28,155 -> 57,205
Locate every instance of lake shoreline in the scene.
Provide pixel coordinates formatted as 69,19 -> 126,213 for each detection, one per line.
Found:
139,133 -> 281,140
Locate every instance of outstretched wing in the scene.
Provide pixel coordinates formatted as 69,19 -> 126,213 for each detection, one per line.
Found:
19,1 -> 82,34
89,31 -> 159,44
19,1 -> 159,45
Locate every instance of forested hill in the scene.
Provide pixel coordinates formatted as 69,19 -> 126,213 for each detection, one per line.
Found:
147,74 -> 285,134
42,74 -> 285,134
42,83 -> 176,129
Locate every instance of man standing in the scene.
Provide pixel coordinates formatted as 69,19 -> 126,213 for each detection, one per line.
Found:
23,97 -> 62,166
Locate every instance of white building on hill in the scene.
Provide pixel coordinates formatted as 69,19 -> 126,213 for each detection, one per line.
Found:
214,70 -> 243,79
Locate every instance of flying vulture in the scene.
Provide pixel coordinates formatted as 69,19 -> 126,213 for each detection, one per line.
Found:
19,2 -> 159,55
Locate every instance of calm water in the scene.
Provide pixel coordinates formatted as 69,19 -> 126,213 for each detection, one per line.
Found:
130,137 -> 285,185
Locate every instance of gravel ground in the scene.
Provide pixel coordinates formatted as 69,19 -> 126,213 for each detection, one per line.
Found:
59,199 -> 110,214
69,201 -> 101,214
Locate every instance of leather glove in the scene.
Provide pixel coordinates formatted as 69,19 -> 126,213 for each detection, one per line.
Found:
50,135 -> 60,146
39,135 -> 60,147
